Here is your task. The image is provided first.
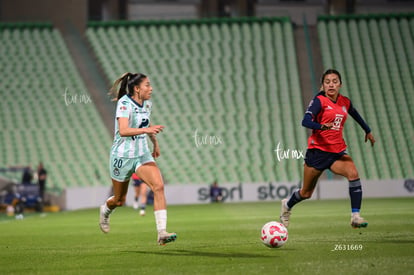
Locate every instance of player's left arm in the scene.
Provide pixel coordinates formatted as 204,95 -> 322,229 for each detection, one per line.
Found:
348,102 -> 376,146
148,124 -> 161,158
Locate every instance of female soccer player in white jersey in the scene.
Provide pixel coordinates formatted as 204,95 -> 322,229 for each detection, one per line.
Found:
99,72 -> 176,245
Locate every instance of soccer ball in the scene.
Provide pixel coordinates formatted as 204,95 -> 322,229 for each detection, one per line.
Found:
261,221 -> 288,248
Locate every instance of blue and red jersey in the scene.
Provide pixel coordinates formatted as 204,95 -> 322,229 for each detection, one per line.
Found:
302,92 -> 371,153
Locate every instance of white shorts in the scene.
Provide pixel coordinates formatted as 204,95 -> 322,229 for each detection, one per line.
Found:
109,152 -> 154,182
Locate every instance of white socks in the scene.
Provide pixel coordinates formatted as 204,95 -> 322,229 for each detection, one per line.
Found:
154,209 -> 167,234
103,203 -> 113,217
103,196 -> 115,217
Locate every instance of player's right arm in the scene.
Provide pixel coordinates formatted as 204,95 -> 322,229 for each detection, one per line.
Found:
118,118 -> 164,137
301,97 -> 333,130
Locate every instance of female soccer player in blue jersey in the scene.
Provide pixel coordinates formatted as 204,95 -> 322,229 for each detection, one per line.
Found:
280,69 -> 376,229
99,72 -> 176,245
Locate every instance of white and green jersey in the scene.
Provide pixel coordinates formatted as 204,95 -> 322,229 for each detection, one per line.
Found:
110,95 -> 152,158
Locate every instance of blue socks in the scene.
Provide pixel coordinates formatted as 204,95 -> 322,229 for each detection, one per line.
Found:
349,179 -> 362,213
285,179 -> 363,213
286,189 -> 304,209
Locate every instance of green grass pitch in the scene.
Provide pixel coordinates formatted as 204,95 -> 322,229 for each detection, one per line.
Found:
1,197 -> 413,274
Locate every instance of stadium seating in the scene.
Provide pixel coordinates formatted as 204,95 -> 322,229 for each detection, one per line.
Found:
0,23 -> 112,190
317,13 -> 414,179
4,13 -> 411,190
87,17 -> 307,184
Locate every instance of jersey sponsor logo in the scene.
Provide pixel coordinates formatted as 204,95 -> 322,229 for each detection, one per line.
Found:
134,107 -> 148,114
332,114 -> 344,130
139,118 -> 150,128
120,106 -> 127,111
131,135 -> 145,141
342,106 -> 347,113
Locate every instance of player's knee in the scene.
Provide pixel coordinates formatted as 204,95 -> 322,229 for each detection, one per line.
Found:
347,169 -> 359,181
151,182 -> 164,194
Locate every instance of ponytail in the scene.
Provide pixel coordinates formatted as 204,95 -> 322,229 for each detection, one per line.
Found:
108,72 -> 148,101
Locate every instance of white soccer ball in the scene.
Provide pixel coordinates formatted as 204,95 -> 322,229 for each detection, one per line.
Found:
261,221 -> 288,248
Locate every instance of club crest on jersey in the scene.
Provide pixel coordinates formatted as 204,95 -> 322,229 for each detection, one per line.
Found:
113,168 -> 120,176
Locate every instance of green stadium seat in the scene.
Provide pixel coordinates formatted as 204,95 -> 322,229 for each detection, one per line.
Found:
317,14 -> 414,179
85,18 -> 316,183
0,25 -> 112,190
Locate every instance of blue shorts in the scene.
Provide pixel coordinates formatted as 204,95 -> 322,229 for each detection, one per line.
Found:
109,153 -> 154,182
304,149 -> 347,171
133,179 -> 144,187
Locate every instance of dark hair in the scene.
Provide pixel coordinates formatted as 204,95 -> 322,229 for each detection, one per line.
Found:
109,72 -> 147,101
321,69 -> 342,84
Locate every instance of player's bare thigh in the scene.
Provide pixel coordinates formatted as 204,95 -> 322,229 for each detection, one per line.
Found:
300,164 -> 323,199
330,155 -> 359,181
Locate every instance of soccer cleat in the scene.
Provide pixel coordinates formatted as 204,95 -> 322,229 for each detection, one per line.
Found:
99,205 -> 110,233
279,198 -> 291,228
133,201 -> 139,210
157,232 -> 177,246
351,214 -> 368,228
139,209 -> 146,216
